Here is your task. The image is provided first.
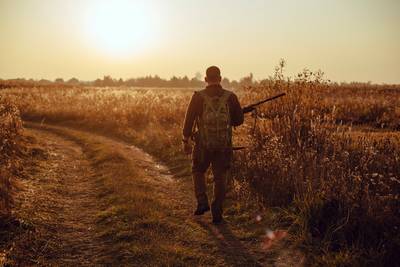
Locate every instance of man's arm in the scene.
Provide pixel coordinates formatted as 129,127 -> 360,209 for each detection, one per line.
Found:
229,93 -> 244,127
182,92 -> 199,140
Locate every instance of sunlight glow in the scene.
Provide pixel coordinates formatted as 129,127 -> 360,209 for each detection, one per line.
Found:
84,0 -> 158,58
1,0 -> 399,82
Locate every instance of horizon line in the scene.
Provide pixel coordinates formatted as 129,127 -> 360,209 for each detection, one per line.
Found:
1,75 -> 400,86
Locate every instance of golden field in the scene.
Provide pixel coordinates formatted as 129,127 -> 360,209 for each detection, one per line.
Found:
1,70 -> 399,265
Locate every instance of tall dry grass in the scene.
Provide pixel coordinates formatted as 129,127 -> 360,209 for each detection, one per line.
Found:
1,68 -> 399,265
0,98 -> 23,217
234,71 -> 400,265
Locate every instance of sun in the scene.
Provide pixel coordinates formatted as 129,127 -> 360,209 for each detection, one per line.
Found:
84,0 -> 159,58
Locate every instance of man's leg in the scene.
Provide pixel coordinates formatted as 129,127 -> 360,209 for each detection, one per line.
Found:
192,146 -> 210,215
192,172 -> 209,214
210,149 -> 232,223
210,167 -> 228,222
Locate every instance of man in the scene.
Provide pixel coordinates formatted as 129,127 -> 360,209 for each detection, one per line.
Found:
182,66 -> 244,224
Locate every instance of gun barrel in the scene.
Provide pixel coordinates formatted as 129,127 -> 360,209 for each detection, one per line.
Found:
232,146 -> 246,151
243,92 -> 286,113
250,92 -> 286,107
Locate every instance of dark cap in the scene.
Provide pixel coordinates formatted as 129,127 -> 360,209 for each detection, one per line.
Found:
206,66 -> 221,80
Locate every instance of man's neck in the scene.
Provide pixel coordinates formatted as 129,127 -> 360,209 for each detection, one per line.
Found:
206,83 -> 221,87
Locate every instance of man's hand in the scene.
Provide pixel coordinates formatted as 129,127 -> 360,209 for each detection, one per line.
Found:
182,139 -> 193,155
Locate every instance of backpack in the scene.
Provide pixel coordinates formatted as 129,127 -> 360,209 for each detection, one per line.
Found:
197,90 -> 232,150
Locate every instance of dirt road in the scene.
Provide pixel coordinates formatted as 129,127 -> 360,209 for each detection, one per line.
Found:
7,123 -> 298,266
13,128 -> 107,265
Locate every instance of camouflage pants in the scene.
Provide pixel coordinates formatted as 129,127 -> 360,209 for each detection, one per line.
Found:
192,145 -> 232,219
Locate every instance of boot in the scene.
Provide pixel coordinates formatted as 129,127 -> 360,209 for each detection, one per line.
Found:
193,172 -> 209,215
194,203 -> 210,216
211,202 -> 223,224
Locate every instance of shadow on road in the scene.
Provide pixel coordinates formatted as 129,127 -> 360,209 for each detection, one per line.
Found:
194,218 -> 261,267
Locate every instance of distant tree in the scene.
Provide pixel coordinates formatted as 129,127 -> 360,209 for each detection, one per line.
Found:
170,76 -> 179,87
125,78 -> 136,87
38,79 -> 51,84
190,77 -> 204,88
67,77 -> 79,85
93,78 -> 103,87
181,76 -> 190,87
103,75 -> 114,86
55,78 -> 64,83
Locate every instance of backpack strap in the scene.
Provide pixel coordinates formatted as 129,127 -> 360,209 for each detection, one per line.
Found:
216,90 -> 231,114
198,91 -> 217,113
199,90 -> 231,114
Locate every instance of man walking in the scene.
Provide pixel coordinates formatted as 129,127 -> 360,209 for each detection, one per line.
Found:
182,66 -> 244,224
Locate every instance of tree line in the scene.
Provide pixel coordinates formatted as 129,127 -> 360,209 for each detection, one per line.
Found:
1,73 -> 398,90
0,74 -> 256,89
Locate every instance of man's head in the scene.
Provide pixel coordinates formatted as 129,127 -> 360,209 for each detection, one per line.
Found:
205,66 -> 222,85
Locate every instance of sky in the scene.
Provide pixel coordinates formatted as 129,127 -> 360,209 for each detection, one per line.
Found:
0,0 -> 399,83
